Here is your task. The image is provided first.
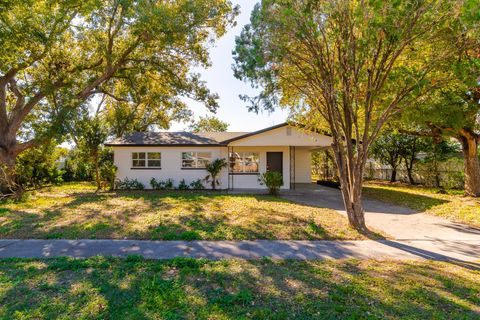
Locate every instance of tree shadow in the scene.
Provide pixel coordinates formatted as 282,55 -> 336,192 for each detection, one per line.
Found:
362,186 -> 450,212
1,257 -> 478,319
1,190 -> 361,241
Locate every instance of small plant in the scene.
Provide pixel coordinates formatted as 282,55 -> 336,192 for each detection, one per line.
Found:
258,171 -> 283,196
164,178 -> 174,190
190,179 -> 205,190
178,179 -> 190,190
116,177 -> 145,190
150,178 -> 166,190
100,163 -> 117,191
205,158 -> 227,190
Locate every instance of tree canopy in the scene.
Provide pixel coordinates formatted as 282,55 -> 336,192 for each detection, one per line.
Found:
0,0 -> 237,194
188,115 -> 229,132
233,0 -> 461,230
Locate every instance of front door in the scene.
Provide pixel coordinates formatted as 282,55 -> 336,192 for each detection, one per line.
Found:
266,152 -> 283,175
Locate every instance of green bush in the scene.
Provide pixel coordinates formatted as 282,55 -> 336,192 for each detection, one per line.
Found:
15,142 -> 66,189
190,179 -> 205,190
150,178 -> 166,190
116,177 -> 145,190
100,163 -> 117,191
258,171 -> 283,196
178,179 -> 190,190
164,178 -> 175,190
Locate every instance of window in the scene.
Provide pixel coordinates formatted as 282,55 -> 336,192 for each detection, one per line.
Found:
229,152 -> 259,173
182,152 -> 211,168
132,152 -> 161,168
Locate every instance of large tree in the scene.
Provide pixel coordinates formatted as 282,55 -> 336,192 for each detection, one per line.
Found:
188,115 -> 229,132
398,0 -> 480,196
0,0 -> 237,193
233,0 -> 459,231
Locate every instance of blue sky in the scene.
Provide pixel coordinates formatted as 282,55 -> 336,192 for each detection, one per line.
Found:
169,0 -> 289,132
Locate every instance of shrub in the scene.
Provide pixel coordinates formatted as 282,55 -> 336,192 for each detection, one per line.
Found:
116,177 -> 145,190
15,142 -> 66,189
150,178 -> 166,190
178,179 -> 190,190
258,171 -> 283,196
205,158 -> 227,190
164,178 -> 175,190
190,179 -> 205,190
100,163 -> 117,191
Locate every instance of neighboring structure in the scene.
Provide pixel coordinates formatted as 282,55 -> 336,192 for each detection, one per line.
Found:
106,123 -> 333,190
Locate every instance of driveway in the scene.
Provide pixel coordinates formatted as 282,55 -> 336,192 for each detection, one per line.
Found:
282,184 -> 480,241
281,184 -> 480,263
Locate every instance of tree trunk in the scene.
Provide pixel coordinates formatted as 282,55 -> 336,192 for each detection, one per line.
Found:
340,182 -> 367,232
406,167 -> 415,185
0,146 -> 21,197
458,131 -> 480,197
390,168 -> 397,183
331,142 -> 368,233
94,152 -> 101,191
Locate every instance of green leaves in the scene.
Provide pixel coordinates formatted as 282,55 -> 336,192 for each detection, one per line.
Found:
1,0 -> 238,163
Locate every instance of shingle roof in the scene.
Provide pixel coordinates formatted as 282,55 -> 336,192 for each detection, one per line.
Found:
105,131 -> 248,146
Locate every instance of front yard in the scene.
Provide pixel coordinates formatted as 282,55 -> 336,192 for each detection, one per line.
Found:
0,257 -> 478,319
0,183 -> 375,240
363,182 -> 480,227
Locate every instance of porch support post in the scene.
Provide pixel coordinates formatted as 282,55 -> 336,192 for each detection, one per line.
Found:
227,146 -> 230,191
289,146 -> 296,190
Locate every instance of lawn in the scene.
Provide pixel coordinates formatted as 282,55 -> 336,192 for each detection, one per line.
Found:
0,257 -> 478,319
0,183 -> 373,240
363,181 -> 480,227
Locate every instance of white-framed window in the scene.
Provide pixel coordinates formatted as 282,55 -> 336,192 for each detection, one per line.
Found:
229,152 -> 259,173
181,151 -> 211,168
132,152 -> 161,168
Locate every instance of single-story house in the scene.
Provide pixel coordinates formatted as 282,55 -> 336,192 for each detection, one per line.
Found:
106,123 -> 333,190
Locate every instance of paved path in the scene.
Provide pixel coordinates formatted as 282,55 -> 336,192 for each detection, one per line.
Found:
282,185 -> 480,241
0,239 -> 479,264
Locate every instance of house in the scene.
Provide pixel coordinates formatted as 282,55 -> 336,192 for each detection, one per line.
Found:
106,123 -> 333,190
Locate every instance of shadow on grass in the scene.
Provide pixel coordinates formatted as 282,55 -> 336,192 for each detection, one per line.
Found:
1,190 -> 359,241
363,186 -> 450,212
0,257 -> 478,319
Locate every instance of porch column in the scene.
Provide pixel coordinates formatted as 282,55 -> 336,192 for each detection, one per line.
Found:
289,146 -> 296,190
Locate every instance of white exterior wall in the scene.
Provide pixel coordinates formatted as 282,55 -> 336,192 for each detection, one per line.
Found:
228,126 -> 332,147
228,146 -> 290,189
113,146 -> 229,189
111,125 -> 332,190
294,149 -> 311,183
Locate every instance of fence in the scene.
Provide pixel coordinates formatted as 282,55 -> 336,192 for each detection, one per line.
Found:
364,167 -> 464,189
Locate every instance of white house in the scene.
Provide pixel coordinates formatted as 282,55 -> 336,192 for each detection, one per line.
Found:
106,123 -> 333,190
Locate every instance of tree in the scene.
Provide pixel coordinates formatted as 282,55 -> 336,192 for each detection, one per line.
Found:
77,116 -> 108,191
205,158 -> 227,190
370,132 -> 404,183
399,0 -> 480,196
370,131 -> 430,184
399,135 -> 431,185
189,116 -> 229,133
422,139 -> 459,189
233,0 -> 458,231
0,0 -> 237,194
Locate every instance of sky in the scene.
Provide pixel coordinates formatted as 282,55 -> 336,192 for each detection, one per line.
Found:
169,0 -> 289,132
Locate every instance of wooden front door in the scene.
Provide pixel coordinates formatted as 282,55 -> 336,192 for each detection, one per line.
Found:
266,152 -> 283,175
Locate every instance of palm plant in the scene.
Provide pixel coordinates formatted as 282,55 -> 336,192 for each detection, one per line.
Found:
205,158 -> 227,190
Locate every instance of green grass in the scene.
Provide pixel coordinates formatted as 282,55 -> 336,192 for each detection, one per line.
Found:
363,182 -> 480,226
0,257 -> 478,319
0,182 -> 375,240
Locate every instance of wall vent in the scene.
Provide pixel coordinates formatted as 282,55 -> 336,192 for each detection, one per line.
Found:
286,127 -> 292,136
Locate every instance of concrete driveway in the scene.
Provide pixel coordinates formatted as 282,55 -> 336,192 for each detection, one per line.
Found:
282,184 -> 480,241
281,184 -> 480,262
